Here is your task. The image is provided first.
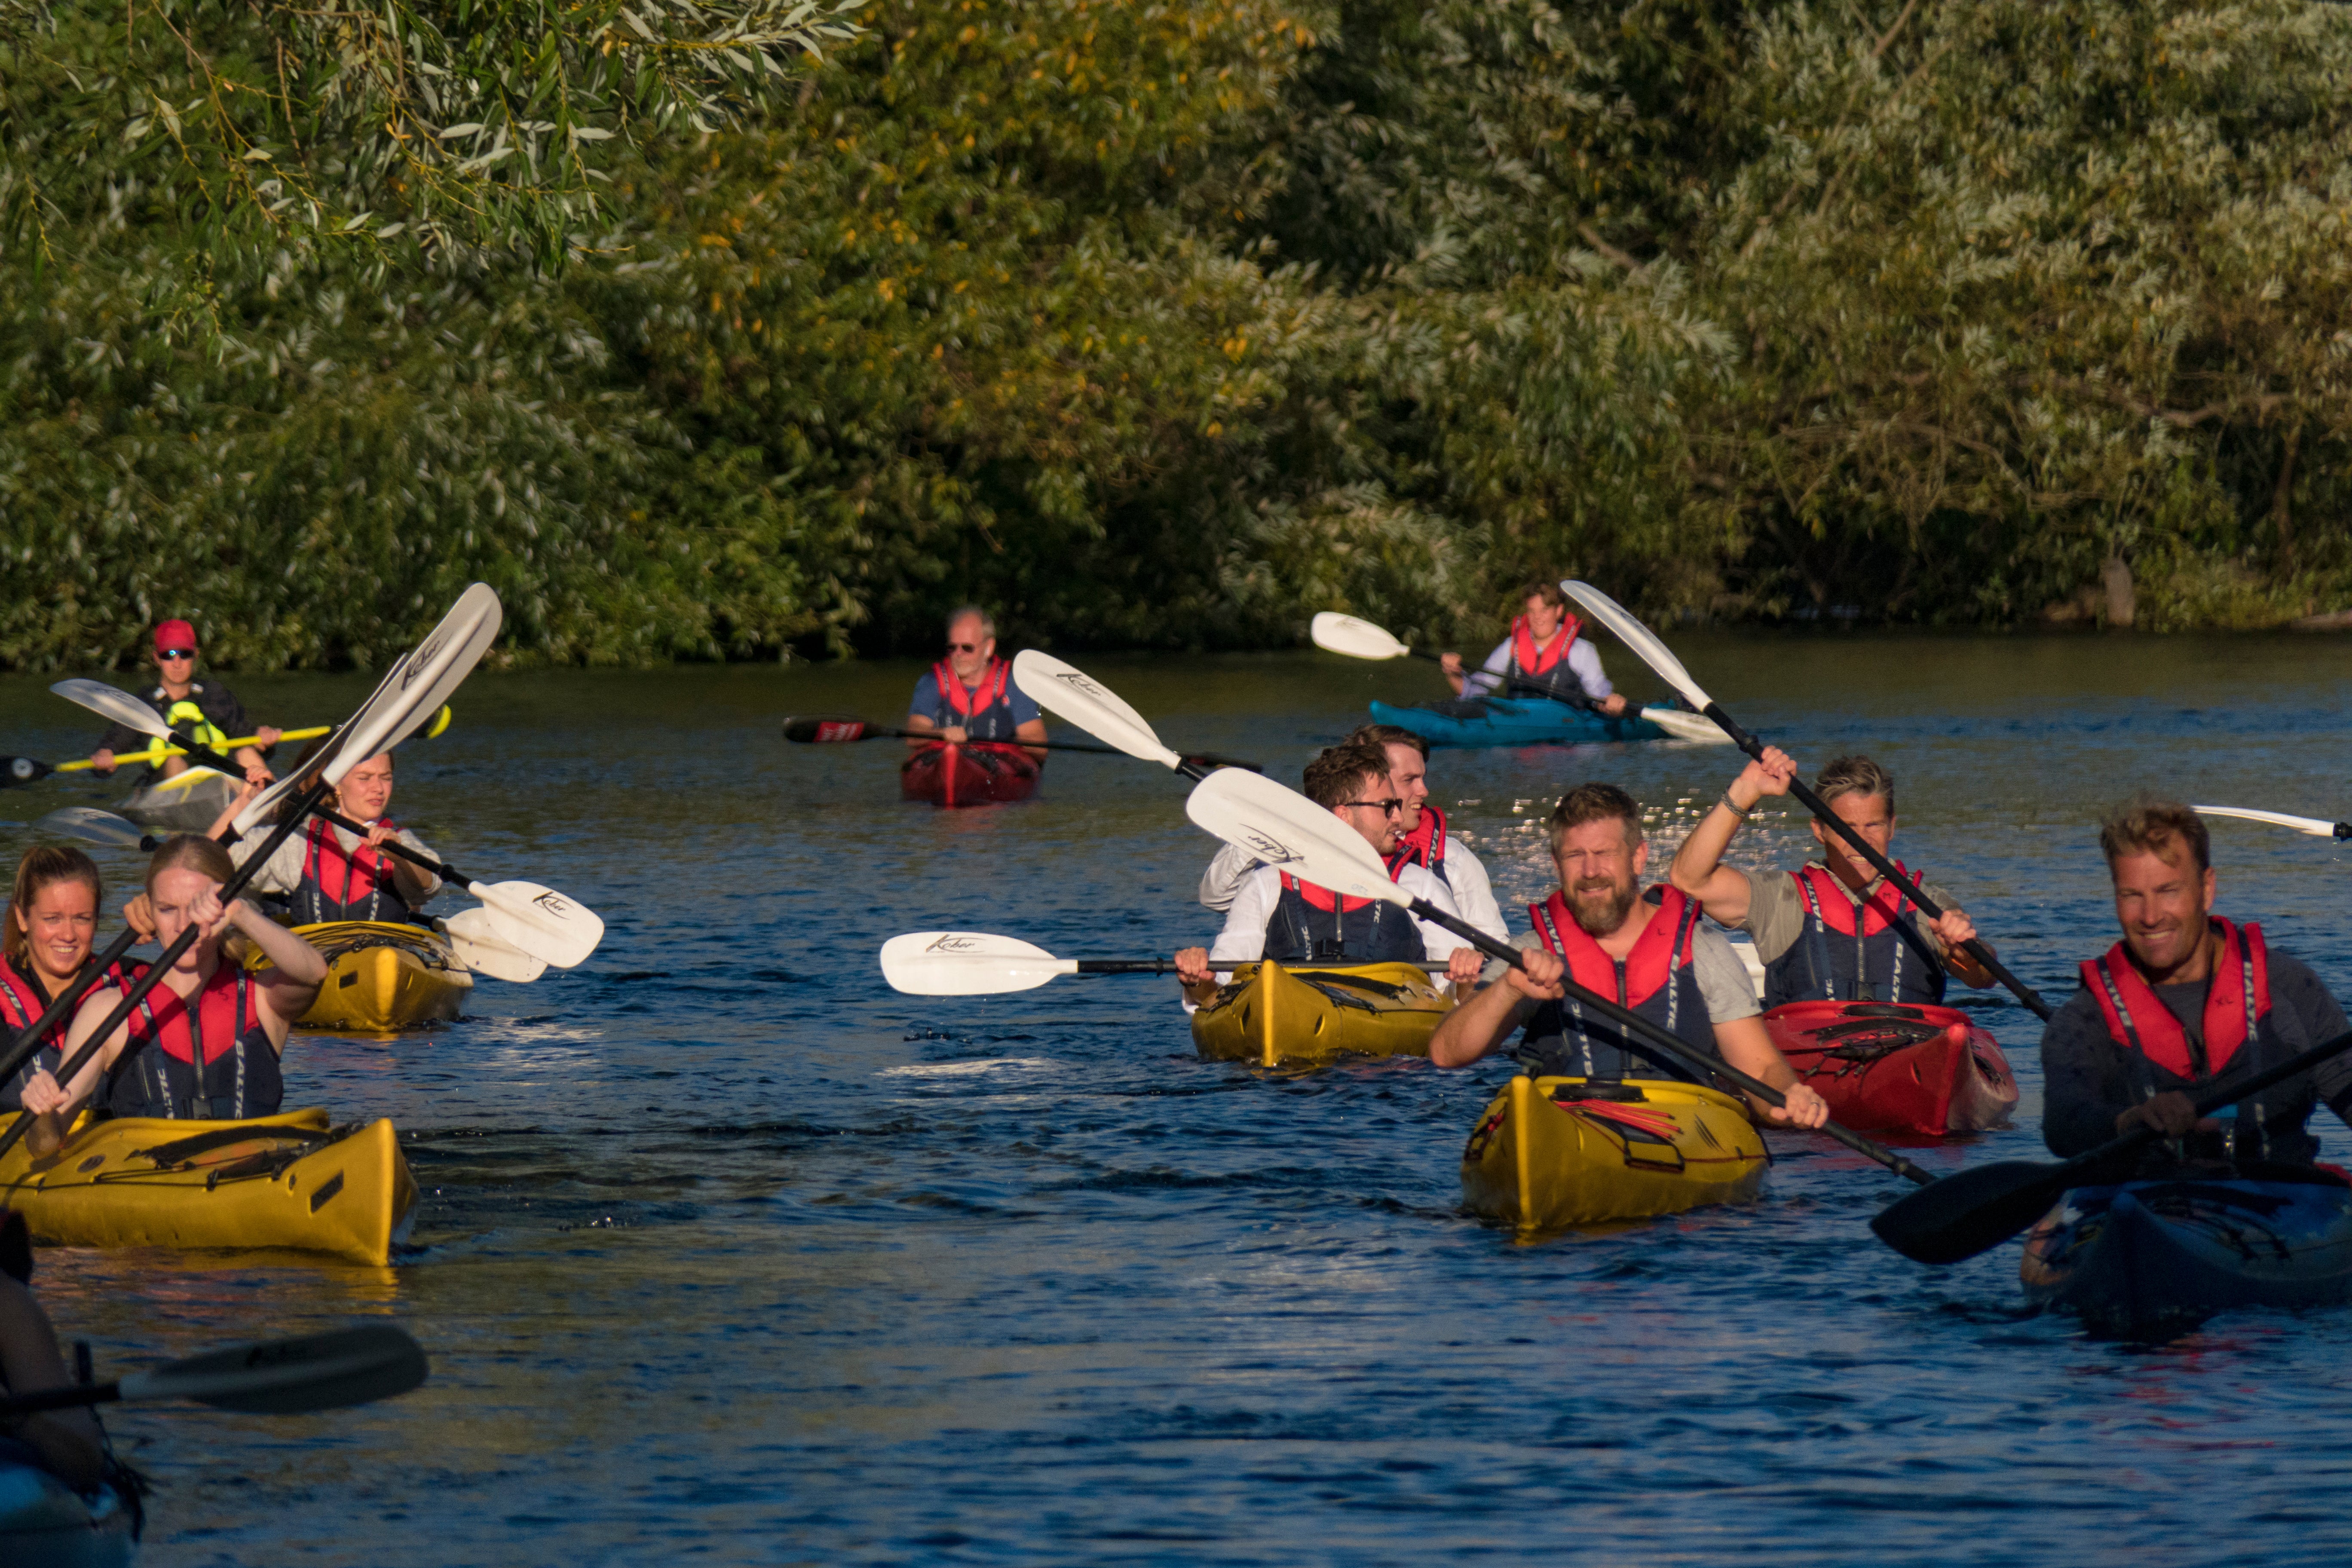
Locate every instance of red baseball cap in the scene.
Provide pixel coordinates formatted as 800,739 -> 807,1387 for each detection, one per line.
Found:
153,619 -> 199,656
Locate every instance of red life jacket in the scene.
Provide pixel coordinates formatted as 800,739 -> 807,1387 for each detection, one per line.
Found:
1791,862 -> 1913,936
2,954 -> 147,1092
293,816 -> 411,925
1764,861 -> 1945,1008
928,656 -> 1023,743
1384,805 -> 1448,880
1508,614 -> 1584,680
2083,919 -> 2269,1080
1264,872 -> 1421,964
1278,872 -> 1377,914
1528,885 -> 1698,1010
107,960 -> 282,1121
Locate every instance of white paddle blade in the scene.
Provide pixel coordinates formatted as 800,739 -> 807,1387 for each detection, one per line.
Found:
1639,707 -> 1736,745
117,1324 -> 428,1415
438,908 -> 547,983
469,881 -> 603,968
1011,651 -> 1182,769
50,678 -> 175,739
234,654 -> 413,834
1183,768 -> 1408,908
1561,581 -> 1715,713
879,931 -> 1076,996
2193,805 -> 2343,839
1308,612 -> 1413,662
34,807 -> 151,851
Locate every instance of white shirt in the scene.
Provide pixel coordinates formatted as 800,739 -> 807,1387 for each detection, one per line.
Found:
1466,634 -> 1612,700
1207,861 -> 1471,967
232,819 -> 442,905
1197,837 -> 1509,943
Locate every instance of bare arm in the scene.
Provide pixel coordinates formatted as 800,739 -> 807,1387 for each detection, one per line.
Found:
1429,949 -> 1563,1067
1015,717 -> 1049,763
1666,747 -> 1798,925
230,901 -> 325,1039
1712,1015 -> 1828,1128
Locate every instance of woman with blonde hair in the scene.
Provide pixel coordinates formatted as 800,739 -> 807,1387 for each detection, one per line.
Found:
207,741 -> 441,926
0,847 -> 144,1112
18,836 -> 327,1136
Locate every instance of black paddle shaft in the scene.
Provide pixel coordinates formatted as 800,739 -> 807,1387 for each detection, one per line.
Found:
0,778 -> 333,1161
0,1381 -> 125,1416
1407,898 -> 1934,1185
1871,1024 -> 2352,1264
1697,702 -> 2055,1022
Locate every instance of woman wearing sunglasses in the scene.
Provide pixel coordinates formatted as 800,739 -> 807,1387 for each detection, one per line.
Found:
83,619 -> 282,789
1174,741 -> 1487,1006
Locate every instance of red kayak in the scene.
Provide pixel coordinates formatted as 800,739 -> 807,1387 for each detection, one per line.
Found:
1763,999 -> 2018,1136
900,741 -> 1041,808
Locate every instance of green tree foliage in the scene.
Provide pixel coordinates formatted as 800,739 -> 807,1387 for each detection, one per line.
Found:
6,0 -> 2352,669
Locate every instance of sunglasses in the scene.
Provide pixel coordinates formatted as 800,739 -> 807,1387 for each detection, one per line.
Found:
157,649 -> 197,661
1343,798 -> 1406,816
946,641 -> 984,653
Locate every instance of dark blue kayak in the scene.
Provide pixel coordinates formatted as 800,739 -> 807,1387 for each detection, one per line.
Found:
2021,1176 -> 2352,1335
1368,696 -> 1678,748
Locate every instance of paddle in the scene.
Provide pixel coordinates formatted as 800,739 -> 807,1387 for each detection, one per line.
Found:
1010,652 -> 1233,783
2194,805 -> 2352,841
0,1323 -> 428,1418
1308,612 -> 1731,746
880,929 -> 1447,995
49,693 -> 600,971
0,585 -> 504,1161
1183,766 -> 1933,1185
780,715 -> 1261,772
1560,579 -> 2056,1023
6,709 -> 456,790
1871,1026 -> 2352,1265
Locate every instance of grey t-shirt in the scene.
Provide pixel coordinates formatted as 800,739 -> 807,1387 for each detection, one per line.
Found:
1733,865 -> 1957,966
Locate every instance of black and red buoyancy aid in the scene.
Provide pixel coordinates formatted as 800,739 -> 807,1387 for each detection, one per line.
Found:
1764,861 -> 1946,1009
291,817 -> 421,926
2079,918 -> 2300,1162
1504,613 -> 1587,701
1263,873 -> 1424,965
1,954 -> 146,1111
1384,805 -> 1449,881
927,657 -> 1023,742
1521,885 -> 1715,1080
104,961 -> 282,1121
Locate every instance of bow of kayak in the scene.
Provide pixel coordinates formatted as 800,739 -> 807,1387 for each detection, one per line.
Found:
1369,697 -> 1668,748
1190,960 -> 1453,1067
1764,1000 -> 2018,1136
0,1110 -> 416,1266
0,1459 -> 137,1568
245,922 -> 473,1033
2021,1175 -> 2352,1336
1461,1074 -> 1768,1232
901,742 -> 1041,807
111,767 -> 237,835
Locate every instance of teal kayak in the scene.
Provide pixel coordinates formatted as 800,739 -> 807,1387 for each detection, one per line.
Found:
0,1457 -> 137,1568
2021,1175 -> 2352,1337
1369,696 -> 1677,748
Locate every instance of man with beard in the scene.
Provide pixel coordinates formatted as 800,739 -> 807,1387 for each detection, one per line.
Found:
1667,747 -> 1992,1007
1429,782 -> 1829,1130
2041,796 -> 2352,1167
1196,724 -> 1507,941
1174,742 -> 1486,1004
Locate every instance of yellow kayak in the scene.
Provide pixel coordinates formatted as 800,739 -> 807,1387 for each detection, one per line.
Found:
1461,1075 -> 1768,1231
248,921 -> 472,1032
0,1108 -> 416,1265
1190,959 -> 1454,1067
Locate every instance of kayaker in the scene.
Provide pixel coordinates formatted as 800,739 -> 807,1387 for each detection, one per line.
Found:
1196,724 -> 1508,941
1427,782 -> 1831,1130
2041,796 -> 2352,1166
0,848 -> 147,1112
85,619 -> 281,787
906,606 -> 1050,763
0,1211 -> 110,1496
206,748 -> 442,926
1665,747 -> 1994,1007
1438,582 -> 1629,716
16,835 -> 328,1144
1173,742 -> 1486,1002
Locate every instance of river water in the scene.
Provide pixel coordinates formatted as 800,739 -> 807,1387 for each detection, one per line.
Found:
3,633 -> 2351,1567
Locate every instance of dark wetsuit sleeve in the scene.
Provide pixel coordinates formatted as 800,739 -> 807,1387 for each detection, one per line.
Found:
95,719 -> 150,754
203,683 -> 253,741
2271,956 -> 2352,1124
2040,986 -> 2137,1157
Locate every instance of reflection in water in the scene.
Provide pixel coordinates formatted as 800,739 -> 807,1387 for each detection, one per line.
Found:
3,636 -> 2352,1563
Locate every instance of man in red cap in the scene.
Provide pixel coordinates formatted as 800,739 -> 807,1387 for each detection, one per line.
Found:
86,619 -> 280,786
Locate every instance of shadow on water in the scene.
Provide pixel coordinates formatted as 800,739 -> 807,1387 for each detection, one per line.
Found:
3,633 -> 2352,1564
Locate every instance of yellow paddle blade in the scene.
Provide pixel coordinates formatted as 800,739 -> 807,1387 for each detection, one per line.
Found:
422,704 -> 453,739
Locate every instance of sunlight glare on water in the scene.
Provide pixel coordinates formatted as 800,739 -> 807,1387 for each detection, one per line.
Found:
4,631 -> 2352,1566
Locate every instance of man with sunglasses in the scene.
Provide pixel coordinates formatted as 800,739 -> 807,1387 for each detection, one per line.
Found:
86,620 -> 280,787
1175,742 -> 1485,1005
906,606 -> 1048,763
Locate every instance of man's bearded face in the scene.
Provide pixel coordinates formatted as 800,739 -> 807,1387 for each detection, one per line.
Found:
1553,820 -> 1642,936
